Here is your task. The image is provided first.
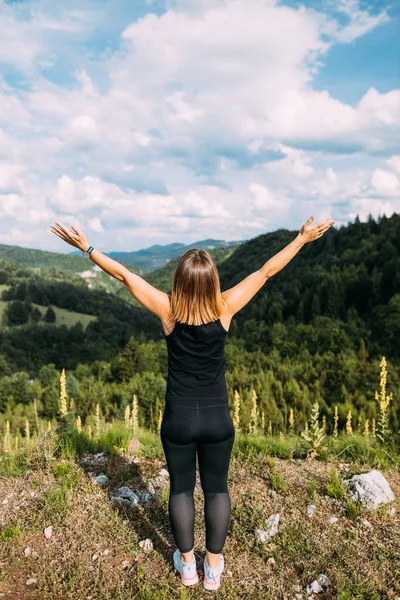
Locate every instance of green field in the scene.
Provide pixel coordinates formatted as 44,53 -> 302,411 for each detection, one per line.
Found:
0,292 -> 97,330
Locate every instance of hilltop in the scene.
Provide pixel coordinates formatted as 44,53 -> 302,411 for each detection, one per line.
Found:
0,429 -> 399,600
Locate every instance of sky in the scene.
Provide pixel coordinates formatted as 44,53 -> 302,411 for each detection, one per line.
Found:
0,0 -> 399,253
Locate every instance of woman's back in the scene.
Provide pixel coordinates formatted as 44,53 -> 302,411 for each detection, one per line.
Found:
164,318 -> 229,404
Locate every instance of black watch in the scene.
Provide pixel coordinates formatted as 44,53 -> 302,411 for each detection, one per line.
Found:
82,245 -> 95,257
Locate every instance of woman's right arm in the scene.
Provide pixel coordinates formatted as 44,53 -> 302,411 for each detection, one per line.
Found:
222,216 -> 334,316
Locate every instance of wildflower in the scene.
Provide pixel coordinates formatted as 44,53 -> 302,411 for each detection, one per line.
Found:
346,410 -> 353,435
58,368 -> 68,417
75,416 -> 82,433
375,356 -> 393,443
233,390 -> 241,429
333,405 -> 339,439
301,402 -> 327,458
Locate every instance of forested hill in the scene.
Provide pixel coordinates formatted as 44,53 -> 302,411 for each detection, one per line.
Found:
0,214 -> 399,433
146,213 -> 400,360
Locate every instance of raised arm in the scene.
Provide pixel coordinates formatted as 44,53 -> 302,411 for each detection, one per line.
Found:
49,222 -> 170,320
222,216 -> 334,316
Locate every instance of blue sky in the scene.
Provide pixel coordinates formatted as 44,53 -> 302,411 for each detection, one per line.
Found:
0,0 -> 399,252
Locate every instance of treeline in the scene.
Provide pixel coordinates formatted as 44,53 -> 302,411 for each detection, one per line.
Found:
0,333 -> 398,438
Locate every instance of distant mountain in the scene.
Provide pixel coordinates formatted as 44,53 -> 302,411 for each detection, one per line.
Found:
0,244 -> 140,292
81,238 -> 245,271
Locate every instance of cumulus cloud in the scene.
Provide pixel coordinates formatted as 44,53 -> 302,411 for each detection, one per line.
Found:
0,0 -> 398,251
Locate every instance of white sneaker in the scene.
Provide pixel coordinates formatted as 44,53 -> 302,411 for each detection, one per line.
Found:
203,553 -> 224,591
173,548 -> 199,586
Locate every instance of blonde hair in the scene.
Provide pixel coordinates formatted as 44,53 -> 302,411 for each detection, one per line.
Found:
170,249 -> 226,325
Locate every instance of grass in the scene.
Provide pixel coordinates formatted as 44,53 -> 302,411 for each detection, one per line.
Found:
0,428 -> 399,599
0,300 -> 96,330
325,468 -> 345,499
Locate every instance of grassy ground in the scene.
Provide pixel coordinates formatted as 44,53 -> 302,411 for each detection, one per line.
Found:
0,430 -> 399,600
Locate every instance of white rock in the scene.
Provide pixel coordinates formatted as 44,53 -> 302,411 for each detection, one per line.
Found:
267,556 -> 275,565
317,573 -> 330,586
139,538 -> 153,552
255,513 -> 280,542
92,553 -> 98,561
344,470 -> 395,509
44,525 -> 53,538
1,499 -> 8,505
387,506 -> 396,516
307,504 -> 316,518
159,468 -> 169,477
26,578 -> 37,585
94,474 -> 109,487
328,516 -> 339,524
362,519 -> 372,528
306,580 -> 323,594
24,547 -> 31,556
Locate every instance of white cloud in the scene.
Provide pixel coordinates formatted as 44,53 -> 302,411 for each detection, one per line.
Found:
88,216 -> 104,233
348,198 -> 394,221
0,0 -> 398,251
371,168 -> 400,195
386,155 -> 400,175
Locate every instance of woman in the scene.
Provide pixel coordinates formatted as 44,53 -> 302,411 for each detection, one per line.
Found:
50,215 -> 334,590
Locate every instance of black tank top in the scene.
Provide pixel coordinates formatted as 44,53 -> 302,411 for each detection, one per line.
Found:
164,318 -> 228,404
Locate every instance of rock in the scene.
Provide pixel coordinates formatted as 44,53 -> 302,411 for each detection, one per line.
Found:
387,506 -> 396,517
44,525 -> 53,538
137,491 -> 152,503
128,438 -> 144,454
344,470 -> 395,509
94,474 -> 109,487
1,499 -> 8,505
110,487 -> 140,507
132,457 -> 141,463
139,538 -> 153,552
110,486 -> 152,507
159,468 -> 169,477
255,513 -> 280,542
306,580 -> 323,594
328,516 -> 339,524
24,547 -> 31,557
92,553 -> 98,561
102,548 -> 110,556
307,504 -> 316,518
317,573 -> 330,587
362,519 -> 373,528
26,578 -> 37,586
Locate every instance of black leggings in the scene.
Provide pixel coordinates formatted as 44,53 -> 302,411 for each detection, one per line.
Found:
160,400 -> 235,554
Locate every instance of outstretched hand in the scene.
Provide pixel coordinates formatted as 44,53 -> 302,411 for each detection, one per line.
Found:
49,222 -> 89,252
298,216 -> 335,244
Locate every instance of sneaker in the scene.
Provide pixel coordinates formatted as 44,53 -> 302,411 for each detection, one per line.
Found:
173,548 -> 199,586
203,553 -> 224,591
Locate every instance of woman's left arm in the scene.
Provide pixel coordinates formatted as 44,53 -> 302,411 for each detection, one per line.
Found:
49,222 -> 170,320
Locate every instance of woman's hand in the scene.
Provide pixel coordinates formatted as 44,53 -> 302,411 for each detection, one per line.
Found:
297,216 -> 335,244
49,222 -> 89,252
